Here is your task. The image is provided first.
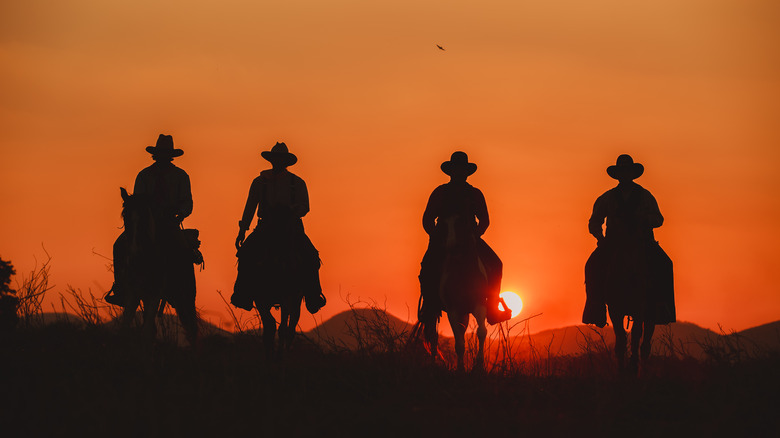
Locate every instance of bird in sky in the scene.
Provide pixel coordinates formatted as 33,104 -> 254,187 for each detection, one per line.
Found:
436,44 -> 445,51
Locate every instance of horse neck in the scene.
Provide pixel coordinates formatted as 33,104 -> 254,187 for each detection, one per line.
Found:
123,199 -> 157,253
442,215 -> 477,252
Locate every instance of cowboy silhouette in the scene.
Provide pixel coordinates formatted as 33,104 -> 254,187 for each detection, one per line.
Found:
418,151 -> 507,326
106,134 -> 194,306
231,142 -> 325,313
583,154 -> 675,327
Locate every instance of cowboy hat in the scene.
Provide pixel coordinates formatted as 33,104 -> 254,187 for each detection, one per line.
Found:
145,134 -> 183,157
441,151 -> 477,176
261,142 -> 297,167
607,154 -> 644,180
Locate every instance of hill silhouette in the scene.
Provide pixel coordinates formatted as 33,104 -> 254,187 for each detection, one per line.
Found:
303,307 -> 415,349
26,308 -> 780,359
302,308 -> 780,360
514,321 -> 721,359
732,320 -> 780,352
20,311 -> 232,346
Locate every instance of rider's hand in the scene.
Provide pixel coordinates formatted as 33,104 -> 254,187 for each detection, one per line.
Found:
235,230 -> 246,250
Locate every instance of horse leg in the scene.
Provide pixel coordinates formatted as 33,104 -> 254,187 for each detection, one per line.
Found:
448,311 -> 468,372
629,319 -> 643,376
473,305 -> 488,372
176,300 -> 199,348
142,297 -> 160,340
176,262 -> 199,348
275,311 -> 288,359
640,322 -> 655,360
279,297 -> 302,354
120,297 -> 139,331
257,304 -> 277,359
609,310 -> 627,373
423,319 -> 439,363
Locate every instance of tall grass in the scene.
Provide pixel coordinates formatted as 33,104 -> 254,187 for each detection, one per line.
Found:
5,253 -> 780,380
14,251 -> 54,327
4,257 -> 779,436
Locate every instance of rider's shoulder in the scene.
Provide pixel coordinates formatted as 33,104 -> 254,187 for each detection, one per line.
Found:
430,184 -> 450,195
633,183 -> 653,195
170,164 -> 189,177
458,182 -> 483,197
135,164 -> 156,181
287,171 -> 305,185
258,169 -> 306,185
600,182 -> 653,201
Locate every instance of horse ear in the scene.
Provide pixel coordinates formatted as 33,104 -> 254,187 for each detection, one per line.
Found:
120,187 -> 129,201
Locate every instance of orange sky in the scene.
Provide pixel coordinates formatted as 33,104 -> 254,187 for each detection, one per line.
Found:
2,0 -> 779,334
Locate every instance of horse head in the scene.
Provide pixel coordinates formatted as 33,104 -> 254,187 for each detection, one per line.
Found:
120,187 -> 156,255
441,214 -> 479,253
439,214 -> 487,306
436,214 -> 489,372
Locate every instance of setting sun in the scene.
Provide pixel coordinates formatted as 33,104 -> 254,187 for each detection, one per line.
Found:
499,291 -> 523,318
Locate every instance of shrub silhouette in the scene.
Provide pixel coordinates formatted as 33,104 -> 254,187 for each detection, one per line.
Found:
0,257 -> 19,331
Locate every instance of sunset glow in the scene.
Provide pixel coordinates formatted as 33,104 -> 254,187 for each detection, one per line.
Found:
499,291 -> 523,318
1,1 -> 779,335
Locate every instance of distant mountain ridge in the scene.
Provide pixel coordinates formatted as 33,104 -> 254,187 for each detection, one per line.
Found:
301,308 -> 780,359
25,309 -> 780,359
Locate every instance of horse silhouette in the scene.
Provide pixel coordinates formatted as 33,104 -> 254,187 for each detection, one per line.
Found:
423,214 -> 489,372
112,187 -> 198,344
592,240 -> 674,375
236,216 -> 320,358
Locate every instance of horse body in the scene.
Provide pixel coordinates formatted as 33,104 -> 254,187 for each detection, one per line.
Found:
424,214 -> 488,372
255,241 -> 305,358
603,239 -> 655,375
238,217 -> 318,358
115,187 -> 198,344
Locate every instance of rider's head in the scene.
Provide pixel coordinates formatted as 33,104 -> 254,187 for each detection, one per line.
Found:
152,154 -> 173,163
146,134 -> 183,163
262,142 -> 298,170
441,151 -> 477,182
607,154 -> 644,183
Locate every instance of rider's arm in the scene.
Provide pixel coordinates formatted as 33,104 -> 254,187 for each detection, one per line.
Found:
588,193 -> 608,242
176,171 -> 193,221
474,188 -> 489,236
292,175 -> 310,218
239,177 -> 262,231
132,168 -> 148,197
422,187 -> 442,236
641,190 -> 664,229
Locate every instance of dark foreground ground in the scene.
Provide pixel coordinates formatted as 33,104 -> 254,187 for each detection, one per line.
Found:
2,323 -> 779,438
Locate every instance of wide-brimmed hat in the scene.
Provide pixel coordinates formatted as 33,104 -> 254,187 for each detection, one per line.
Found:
145,134 -> 183,157
441,151 -> 477,176
607,154 -> 644,180
261,142 -> 297,167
